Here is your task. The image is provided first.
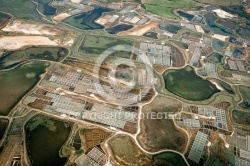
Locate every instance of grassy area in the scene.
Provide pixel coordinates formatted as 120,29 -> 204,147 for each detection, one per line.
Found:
163,66 -> 220,101
138,95 -> 186,152
153,152 -> 188,166
80,35 -> 133,58
239,86 -> 250,109
0,47 -> 68,69
26,116 -> 57,132
109,135 -> 151,165
0,61 -> 49,116
143,5 -> 178,19
232,110 -> 250,125
142,0 -> 197,19
0,0 -> 41,20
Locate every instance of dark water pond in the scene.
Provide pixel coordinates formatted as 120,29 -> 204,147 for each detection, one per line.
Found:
63,7 -> 112,30
35,0 -> 57,16
177,10 -> 194,21
204,13 -> 234,36
26,117 -> 71,166
106,24 -> 133,34
0,119 -> 8,140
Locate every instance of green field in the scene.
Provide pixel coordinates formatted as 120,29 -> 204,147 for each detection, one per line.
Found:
142,0 -> 197,19
0,0 -> 41,20
163,66 -> 220,101
80,35 -> 134,58
0,47 -> 68,69
239,86 -> 250,109
0,61 -> 49,115
232,110 -> 250,125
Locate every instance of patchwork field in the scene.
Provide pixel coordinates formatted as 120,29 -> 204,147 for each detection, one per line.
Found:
163,66 -> 220,101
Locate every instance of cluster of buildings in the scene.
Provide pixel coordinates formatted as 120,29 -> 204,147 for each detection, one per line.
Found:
176,106 -> 229,132
96,7 -> 150,27
182,37 -> 213,67
96,13 -> 120,27
24,88 -> 138,133
82,103 -> 138,130
204,62 -> 217,78
138,42 -> 172,67
87,83 -> 140,104
187,131 -> 208,164
232,73 -> 250,82
121,12 -> 149,25
227,59 -> 248,72
230,37 -> 250,47
229,128 -> 250,165
24,89 -> 85,118
0,113 -> 35,166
